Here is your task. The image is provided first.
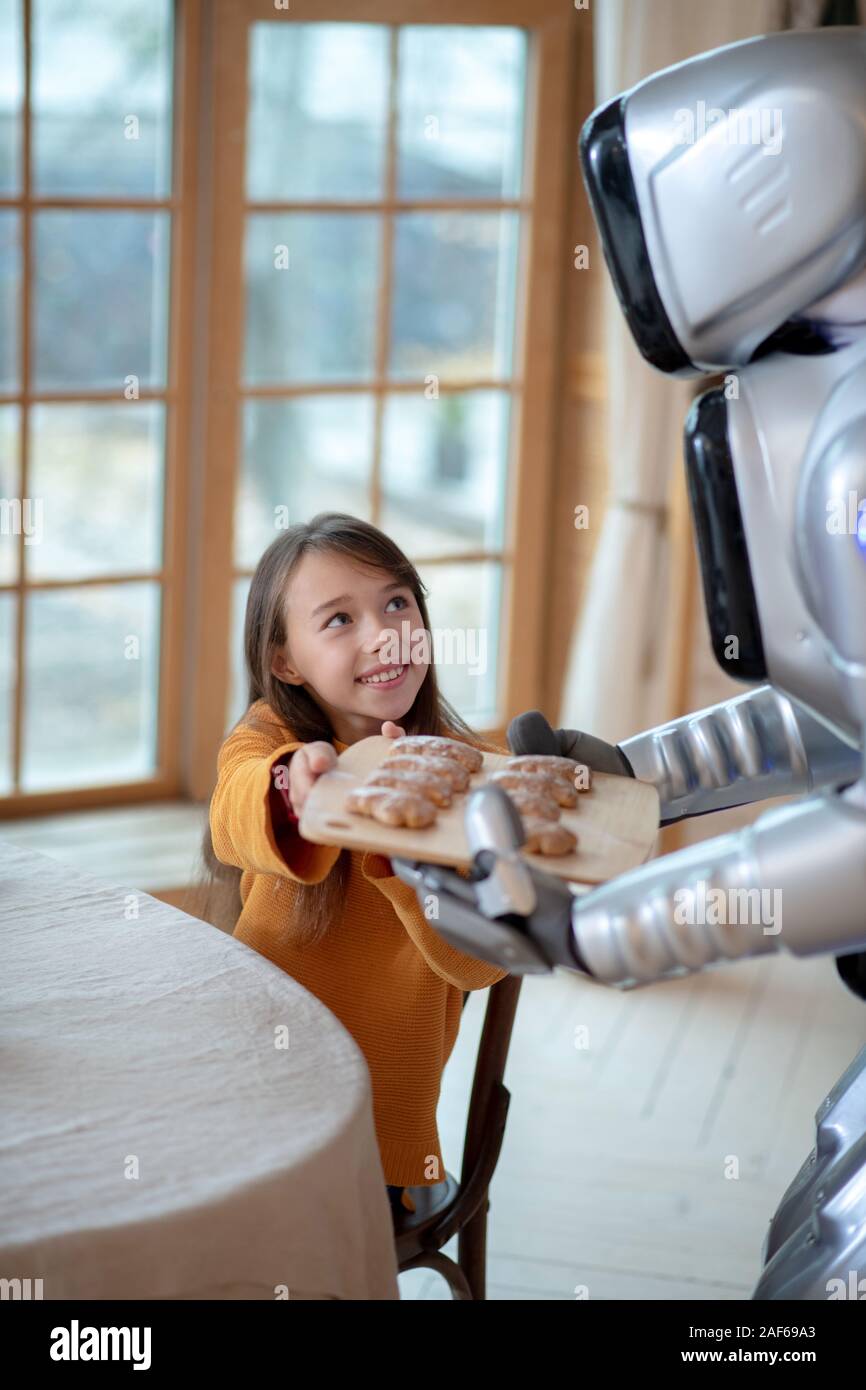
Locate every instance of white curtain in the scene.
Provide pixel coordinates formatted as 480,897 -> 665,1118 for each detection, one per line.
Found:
559,0 -> 788,742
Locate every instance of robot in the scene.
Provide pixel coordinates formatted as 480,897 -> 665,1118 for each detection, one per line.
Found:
393,27 -> 866,1300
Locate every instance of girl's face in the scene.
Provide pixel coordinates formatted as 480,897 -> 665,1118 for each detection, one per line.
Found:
270,549 -> 430,744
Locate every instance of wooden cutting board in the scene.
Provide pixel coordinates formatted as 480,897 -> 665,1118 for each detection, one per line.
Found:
299,735 -> 660,885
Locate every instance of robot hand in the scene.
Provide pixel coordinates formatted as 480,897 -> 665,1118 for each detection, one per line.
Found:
392,782 -> 586,976
506,708 -> 635,780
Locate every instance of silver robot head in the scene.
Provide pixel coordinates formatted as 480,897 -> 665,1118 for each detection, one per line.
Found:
579,28 -> 866,374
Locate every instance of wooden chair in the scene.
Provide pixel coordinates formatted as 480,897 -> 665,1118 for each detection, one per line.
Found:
390,975 -> 522,1300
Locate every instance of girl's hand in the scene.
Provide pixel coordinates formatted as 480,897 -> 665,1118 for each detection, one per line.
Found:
287,741 -> 338,817
381,721 -> 406,739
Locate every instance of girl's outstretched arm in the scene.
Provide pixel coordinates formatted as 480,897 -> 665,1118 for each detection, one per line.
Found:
210,720 -> 341,884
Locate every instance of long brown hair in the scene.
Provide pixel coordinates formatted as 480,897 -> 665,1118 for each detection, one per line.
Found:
189,511 -> 500,943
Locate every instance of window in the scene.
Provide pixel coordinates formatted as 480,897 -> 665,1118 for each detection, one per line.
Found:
1,0 -> 576,808
0,0 -> 179,801
230,19 -> 528,729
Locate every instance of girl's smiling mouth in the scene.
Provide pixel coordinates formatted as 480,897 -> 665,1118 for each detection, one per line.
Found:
356,663 -> 409,690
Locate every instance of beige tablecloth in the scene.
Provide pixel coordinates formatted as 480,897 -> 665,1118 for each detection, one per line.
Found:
0,838 -> 399,1300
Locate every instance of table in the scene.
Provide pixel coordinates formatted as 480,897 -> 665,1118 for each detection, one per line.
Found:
0,838 -> 399,1300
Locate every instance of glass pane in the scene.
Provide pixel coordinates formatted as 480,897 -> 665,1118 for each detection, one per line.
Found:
0,405 -> 20,585
0,590 -> 14,793
421,560 -> 500,726
244,213 -> 380,385
247,23 -> 388,202
27,403 -> 164,580
23,582 -> 160,790
390,212 -> 520,381
0,211 -> 20,391
32,0 -> 173,197
381,390 -> 509,557
0,0 -> 23,194
237,395 -> 374,569
32,211 -> 170,391
228,575 -> 252,735
397,27 -> 526,200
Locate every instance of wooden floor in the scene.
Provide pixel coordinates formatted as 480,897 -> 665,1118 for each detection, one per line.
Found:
1,802 -> 210,907
399,951 -> 865,1300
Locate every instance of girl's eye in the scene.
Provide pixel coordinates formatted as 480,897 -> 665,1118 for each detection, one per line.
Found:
325,594 -> 408,628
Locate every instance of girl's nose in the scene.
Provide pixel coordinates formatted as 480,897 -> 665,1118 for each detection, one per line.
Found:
360,616 -> 390,652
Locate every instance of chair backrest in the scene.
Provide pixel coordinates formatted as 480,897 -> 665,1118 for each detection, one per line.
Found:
459,976 -> 522,1193
391,975 -> 523,1286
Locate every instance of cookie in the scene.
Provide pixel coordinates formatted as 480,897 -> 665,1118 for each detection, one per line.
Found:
521,818 -> 578,857
381,752 -> 470,792
542,778 -> 578,808
506,754 -> 592,792
499,784 -> 561,822
490,767 -> 578,810
344,785 -> 436,828
366,766 -> 454,807
389,735 -> 483,773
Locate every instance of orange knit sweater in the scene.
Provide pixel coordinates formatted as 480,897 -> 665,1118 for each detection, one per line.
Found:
209,699 -> 509,1188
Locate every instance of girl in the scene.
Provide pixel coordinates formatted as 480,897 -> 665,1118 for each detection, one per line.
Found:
200,511 -> 508,1216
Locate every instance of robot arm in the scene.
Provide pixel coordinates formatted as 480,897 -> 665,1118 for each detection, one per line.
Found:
618,684 -> 861,824
573,778 -> 866,986
508,686 -> 861,826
